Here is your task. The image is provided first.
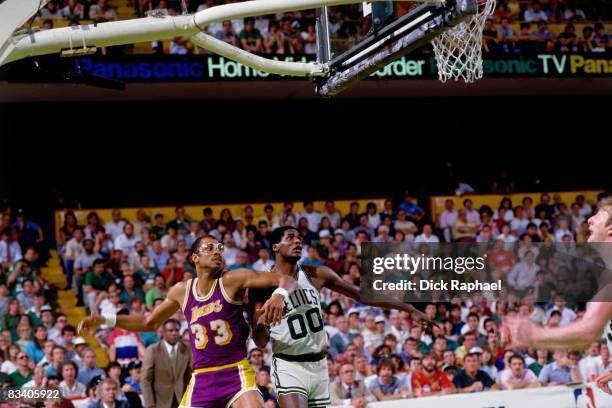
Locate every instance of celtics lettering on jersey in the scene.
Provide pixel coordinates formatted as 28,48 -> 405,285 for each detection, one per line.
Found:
270,266 -> 327,356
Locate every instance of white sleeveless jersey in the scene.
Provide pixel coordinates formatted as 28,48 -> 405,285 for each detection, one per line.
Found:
270,265 -> 327,356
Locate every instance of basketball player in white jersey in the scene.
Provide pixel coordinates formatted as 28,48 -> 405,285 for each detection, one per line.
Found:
250,226 -> 434,408
505,197 -> 612,393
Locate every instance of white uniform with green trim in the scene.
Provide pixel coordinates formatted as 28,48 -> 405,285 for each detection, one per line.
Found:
270,265 -> 330,407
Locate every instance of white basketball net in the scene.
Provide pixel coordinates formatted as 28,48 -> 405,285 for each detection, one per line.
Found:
431,0 -> 496,82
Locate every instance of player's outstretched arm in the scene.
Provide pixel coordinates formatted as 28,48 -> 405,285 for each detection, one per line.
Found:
505,302 -> 612,350
223,268 -> 297,326
305,265 -> 432,324
78,281 -> 186,334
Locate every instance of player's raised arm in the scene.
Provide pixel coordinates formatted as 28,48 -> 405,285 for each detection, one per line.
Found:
78,280 -> 186,334
504,301 -> 612,350
305,265 -> 433,325
223,268 -> 297,326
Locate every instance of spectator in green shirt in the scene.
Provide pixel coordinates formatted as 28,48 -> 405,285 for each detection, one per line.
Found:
150,213 -> 167,240
135,254 -> 159,291
528,349 -> 550,377
239,17 -> 263,53
6,247 -> 39,296
145,274 -> 167,310
9,351 -> 32,387
84,259 -> 114,309
119,275 -> 145,304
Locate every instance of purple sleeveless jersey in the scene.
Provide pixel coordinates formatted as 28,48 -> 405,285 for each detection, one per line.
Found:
182,276 -> 248,369
179,276 -> 257,408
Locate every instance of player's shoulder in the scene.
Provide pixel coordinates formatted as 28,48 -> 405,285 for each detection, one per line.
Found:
168,279 -> 191,302
219,268 -> 250,287
301,263 -> 336,281
300,264 -> 327,277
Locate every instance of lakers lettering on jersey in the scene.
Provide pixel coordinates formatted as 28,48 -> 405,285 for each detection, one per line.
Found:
178,277 -> 258,408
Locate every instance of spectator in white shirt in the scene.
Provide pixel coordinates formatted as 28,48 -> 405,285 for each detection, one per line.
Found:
507,251 -> 539,296
510,206 -> 529,236
524,0 -> 548,22
232,218 -> 248,249
494,198 -> 515,223
553,219 -> 573,242
299,201 -> 322,233
22,365 -> 46,389
366,202 -> 381,230
579,341 -> 604,382
439,199 -> 458,242
252,248 -> 274,271
463,199 -> 481,226
415,224 -> 440,243
394,210 -> 417,237
114,223 -> 139,255
59,361 -> 86,400
324,201 -> 342,230
64,228 -> 85,263
373,225 -> 392,243
476,224 -> 495,243
161,226 -> 179,253
575,195 -> 592,218
498,225 -> 517,244
545,298 -> 576,326
0,229 -> 22,270
222,233 -> 238,266
105,209 -> 126,241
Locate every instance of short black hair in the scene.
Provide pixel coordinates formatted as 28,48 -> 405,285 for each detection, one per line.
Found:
203,207 -> 213,215
93,258 -> 105,267
270,226 -> 299,246
164,318 -> 181,329
61,360 -> 79,377
509,354 -> 525,365
188,235 -> 219,265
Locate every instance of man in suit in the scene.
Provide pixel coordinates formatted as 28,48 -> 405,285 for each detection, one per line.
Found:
90,379 -> 130,408
141,318 -> 192,408
330,363 -> 376,407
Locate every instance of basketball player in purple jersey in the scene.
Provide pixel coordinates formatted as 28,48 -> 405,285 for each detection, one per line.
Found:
79,235 -> 297,408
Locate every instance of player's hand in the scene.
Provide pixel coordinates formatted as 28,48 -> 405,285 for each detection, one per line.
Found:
77,315 -> 105,335
595,370 -> 612,394
257,294 -> 286,326
411,309 -> 441,335
501,315 -> 536,349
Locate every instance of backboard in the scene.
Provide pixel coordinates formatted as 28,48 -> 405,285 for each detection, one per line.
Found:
314,0 -> 478,96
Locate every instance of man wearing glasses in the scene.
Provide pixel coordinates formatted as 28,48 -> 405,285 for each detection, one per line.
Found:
10,352 -> 32,387
79,235 -> 296,408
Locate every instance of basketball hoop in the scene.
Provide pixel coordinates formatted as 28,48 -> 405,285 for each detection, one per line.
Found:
431,0 -> 495,83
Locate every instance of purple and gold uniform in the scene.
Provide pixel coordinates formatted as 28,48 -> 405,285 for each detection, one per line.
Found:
179,276 -> 257,408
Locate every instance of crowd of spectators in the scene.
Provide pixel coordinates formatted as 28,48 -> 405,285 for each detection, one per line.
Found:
0,189 -> 610,406
34,0 -> 611,55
